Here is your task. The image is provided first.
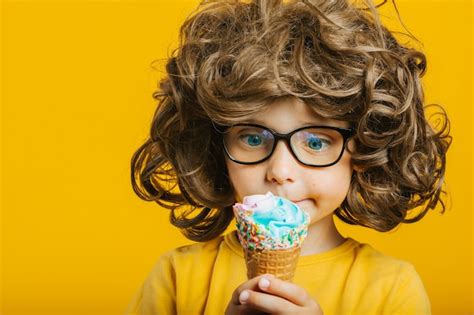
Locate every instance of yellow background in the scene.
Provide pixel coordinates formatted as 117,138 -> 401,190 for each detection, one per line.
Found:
1,0 -> 472,314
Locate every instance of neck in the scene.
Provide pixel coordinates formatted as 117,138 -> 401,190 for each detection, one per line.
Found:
300,215 -> 345,256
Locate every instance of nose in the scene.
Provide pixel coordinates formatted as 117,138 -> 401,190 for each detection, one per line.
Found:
265,140 -> 298,184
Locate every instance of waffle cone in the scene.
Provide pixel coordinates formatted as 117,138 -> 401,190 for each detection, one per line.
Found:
244,246 -> 301,281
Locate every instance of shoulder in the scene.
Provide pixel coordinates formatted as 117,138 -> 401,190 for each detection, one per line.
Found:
125,234 -> 234,314
350,239 -> 418,274
341,239 -> 427,293
157,234 -> 226,271
348,239 -> 431,313
164,234 -> 225,258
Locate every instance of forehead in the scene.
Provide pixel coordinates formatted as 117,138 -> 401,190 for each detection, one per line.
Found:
245,97 -> 349,132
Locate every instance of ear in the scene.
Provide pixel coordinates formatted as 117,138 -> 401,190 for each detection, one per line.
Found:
347,139 -> 362,173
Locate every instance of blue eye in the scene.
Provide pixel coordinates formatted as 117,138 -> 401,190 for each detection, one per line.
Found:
307,136 -> 328,151
242,134 -> 263,146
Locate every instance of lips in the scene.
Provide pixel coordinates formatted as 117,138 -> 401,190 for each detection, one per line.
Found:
293,199 -> 314,209
292,199 -> 309,204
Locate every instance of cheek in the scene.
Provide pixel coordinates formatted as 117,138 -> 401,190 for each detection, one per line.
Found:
307,160 -> 353,205
225,159 -> 264,202
325,173 -> 351,197
308,175 -> 349,199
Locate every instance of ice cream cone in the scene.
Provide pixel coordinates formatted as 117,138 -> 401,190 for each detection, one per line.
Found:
244,246 -> 301,281
233,192 -> 310,282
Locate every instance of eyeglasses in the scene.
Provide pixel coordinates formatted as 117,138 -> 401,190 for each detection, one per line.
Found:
215,123 -> 355,167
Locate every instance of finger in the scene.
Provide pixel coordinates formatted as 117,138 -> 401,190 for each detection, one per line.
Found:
256,275 -> 313,306
230,274 -> 275,305
240,289 -> 296,314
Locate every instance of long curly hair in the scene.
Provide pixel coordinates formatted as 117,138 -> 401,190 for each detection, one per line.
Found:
131,0 -> 451,241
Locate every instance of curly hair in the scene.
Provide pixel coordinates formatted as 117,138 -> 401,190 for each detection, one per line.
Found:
131,0 -> 451,241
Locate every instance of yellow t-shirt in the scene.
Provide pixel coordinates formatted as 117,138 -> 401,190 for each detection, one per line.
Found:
125,231 -> 430,315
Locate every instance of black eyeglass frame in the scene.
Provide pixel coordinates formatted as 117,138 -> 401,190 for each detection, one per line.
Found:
215,123 -> 356,167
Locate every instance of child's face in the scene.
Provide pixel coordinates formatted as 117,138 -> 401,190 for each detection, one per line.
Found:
225,97 -> 354,227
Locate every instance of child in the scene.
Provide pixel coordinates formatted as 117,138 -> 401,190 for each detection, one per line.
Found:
127,0 -> 451,313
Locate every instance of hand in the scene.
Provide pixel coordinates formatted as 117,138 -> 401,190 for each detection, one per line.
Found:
225,274 -> 323,315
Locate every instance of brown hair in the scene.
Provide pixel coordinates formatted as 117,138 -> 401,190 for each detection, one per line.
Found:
131,0 -> 451,241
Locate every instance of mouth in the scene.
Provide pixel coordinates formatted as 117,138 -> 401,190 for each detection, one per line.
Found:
292,199 -> 312,206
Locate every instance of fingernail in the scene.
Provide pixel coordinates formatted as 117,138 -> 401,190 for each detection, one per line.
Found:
259,277 -> 270,289
239,290 -> 249,304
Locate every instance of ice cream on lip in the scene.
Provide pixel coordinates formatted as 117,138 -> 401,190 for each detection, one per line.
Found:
233,191 -> 310,251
